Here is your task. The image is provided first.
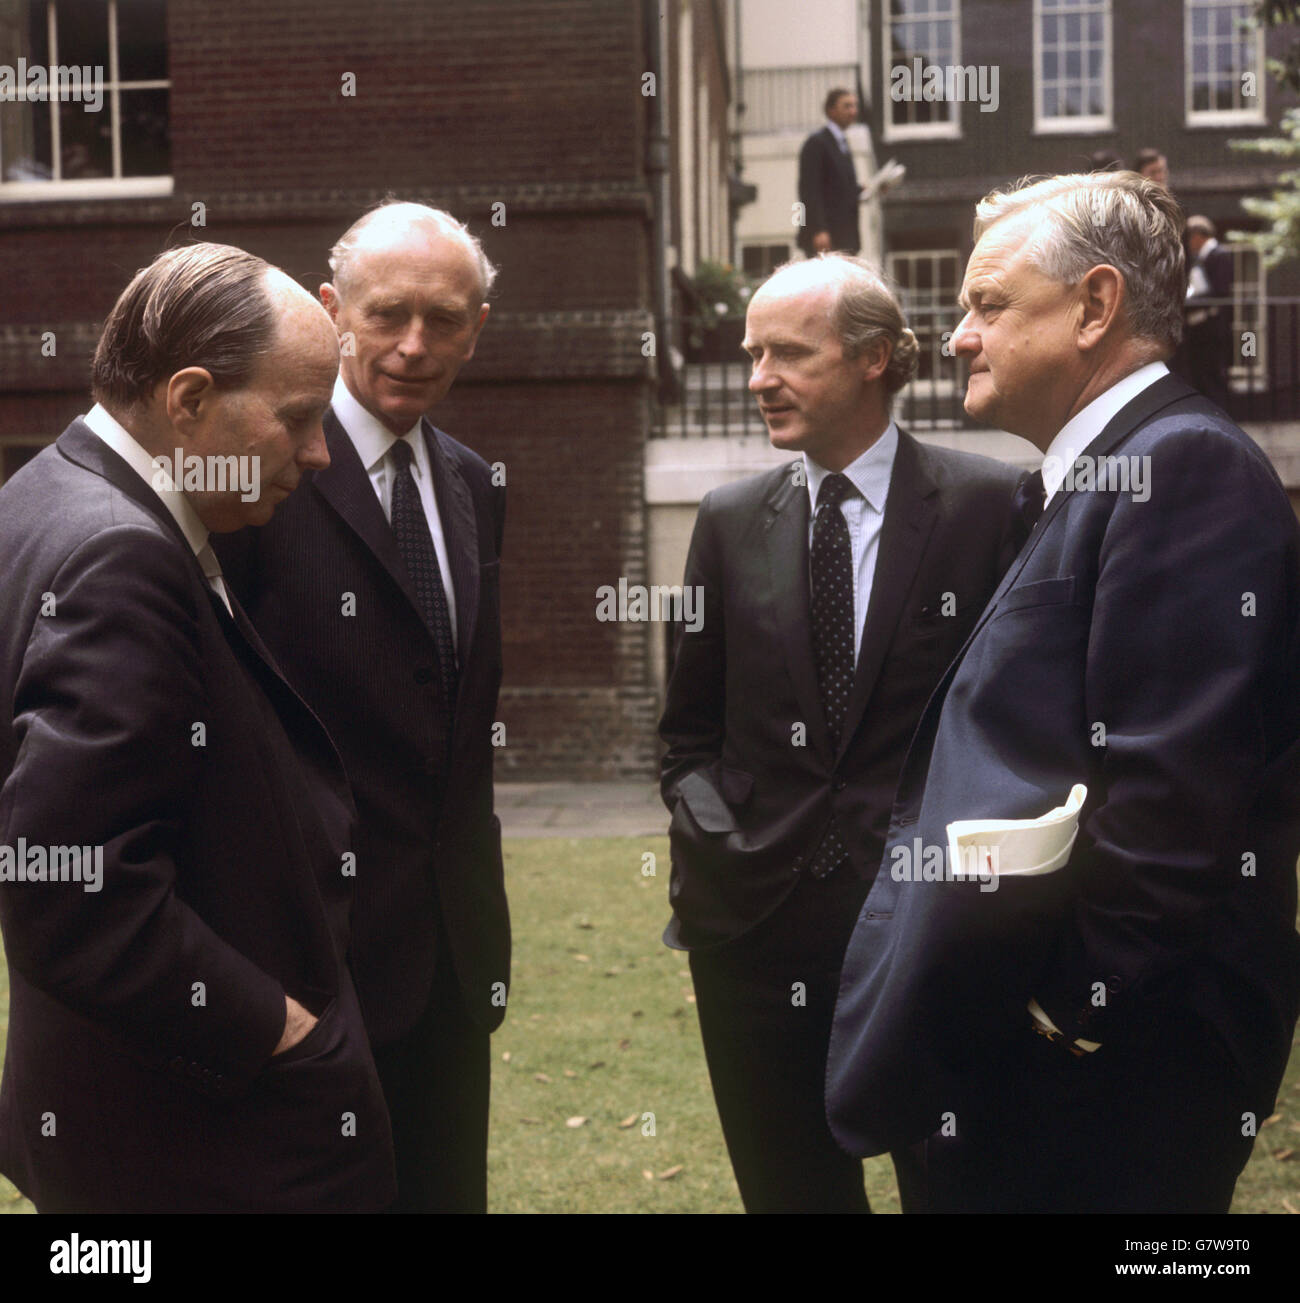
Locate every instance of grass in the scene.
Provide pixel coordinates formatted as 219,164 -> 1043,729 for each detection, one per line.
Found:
0,835 -> 1297,1213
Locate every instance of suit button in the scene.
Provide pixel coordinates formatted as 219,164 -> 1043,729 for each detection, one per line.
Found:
414,666 -> 434,685
832,777 -> 847,792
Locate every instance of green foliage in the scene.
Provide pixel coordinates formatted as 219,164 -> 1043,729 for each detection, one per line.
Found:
1233,107 -> 1300,266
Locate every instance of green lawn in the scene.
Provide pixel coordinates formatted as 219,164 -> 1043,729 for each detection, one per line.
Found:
1,835 -> 1297,1213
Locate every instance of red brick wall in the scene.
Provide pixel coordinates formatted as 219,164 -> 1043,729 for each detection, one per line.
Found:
0,0 -> 666,778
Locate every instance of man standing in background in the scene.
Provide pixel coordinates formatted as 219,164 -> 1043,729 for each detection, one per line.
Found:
797,88 -> 866,256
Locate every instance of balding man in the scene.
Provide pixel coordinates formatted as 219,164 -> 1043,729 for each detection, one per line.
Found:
659,253 -> 1023,1212
828,172 -> 1300,1212
0,243 -> 396,1211
216,201 -> 509,1212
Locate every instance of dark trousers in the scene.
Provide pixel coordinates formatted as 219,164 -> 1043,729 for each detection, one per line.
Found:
918,1015 -> 1255,1213
370,950 -> 491,1213
689,865 -> 921,1213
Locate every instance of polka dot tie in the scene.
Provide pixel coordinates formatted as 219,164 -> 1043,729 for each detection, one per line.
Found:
390,438 -> 459,733
807,472 -> 855,878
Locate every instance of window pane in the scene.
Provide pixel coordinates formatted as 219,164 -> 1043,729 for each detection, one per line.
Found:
118,84 -> 167,174
54,0 -> 109,72
117,0 -> 167,81
0,99 -> 51,178
58,94 -> 109,175
0,0 -> 50,66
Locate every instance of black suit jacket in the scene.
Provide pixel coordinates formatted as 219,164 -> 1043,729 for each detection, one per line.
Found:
828,376 -> 1300,1156
216,406 -> 509,1045
659,429 -> 1024,949
797,125 -> 861,255
0,421 -> 396,1212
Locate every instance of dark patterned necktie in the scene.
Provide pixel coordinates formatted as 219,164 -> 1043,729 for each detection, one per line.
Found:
1013,469 -> 1047,547
389,438 -> 459,722
807,472 -> 856,878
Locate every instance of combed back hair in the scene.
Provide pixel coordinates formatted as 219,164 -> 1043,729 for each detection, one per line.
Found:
973,172 -> 1186,349
91,243 -> 275,410
328,200 -> 498,302
824,86 -> 852,115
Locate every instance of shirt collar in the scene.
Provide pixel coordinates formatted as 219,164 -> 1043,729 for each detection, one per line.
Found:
804,421 -> 899,516
825,119 -> 848,150
331,372 -> 424,472
1040,362 -> 1169,502
82,403 -> 210,558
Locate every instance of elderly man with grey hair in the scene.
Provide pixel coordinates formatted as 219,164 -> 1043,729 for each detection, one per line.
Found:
215,201 -> 509,1212
828,171 -> 1300,1212
660,252 -> 1024,1212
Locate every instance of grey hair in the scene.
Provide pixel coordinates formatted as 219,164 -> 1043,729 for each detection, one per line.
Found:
328,200 -> 498,302
797,252 -> 920,398
973,172 -> 1186,349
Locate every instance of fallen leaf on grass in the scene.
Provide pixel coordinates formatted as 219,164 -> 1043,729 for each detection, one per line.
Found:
1271,1147 -> 1295,1161
618,1038 -> 631,1050
642,1170 -> 654,1181
501,1051 -> 511,1063
534,1072 -> 552,1084
1282,1197 -> 1297,1213
520,1116 -> 542,1125
618,1114 -> 638,1129
566,1116 -> 588,1128
563,1069 -> 578,1078
573,953 -> 590,963
589,1060 -> 606,1070
1263,1113 -> 1283,1127
657,1166 -> 684,1180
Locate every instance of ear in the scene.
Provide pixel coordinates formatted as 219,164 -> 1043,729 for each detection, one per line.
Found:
319,282 -> 341,325
857,337 -> 890,385
1076,264 -> 1124,352
464,302 -> 490,361
165,367 -> 219,435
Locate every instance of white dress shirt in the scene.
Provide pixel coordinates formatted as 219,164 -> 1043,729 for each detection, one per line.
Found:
331,373 -> 458,642
1040,362 -> 1169,504
803,421 -> 899,664
82,403 -> 232,615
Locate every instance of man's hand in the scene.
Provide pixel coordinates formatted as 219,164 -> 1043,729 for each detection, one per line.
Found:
273,994 -> 318,1055
812,231 -> 832,253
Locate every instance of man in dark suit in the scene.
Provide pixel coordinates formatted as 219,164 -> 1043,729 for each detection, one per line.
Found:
797,88 -> 865,256
0,243 -> 396,1212
216,202 -> 509,1213
1183,215 -> 1235,410
828,172 -> 1300,1213
659,253 -> 1024,1213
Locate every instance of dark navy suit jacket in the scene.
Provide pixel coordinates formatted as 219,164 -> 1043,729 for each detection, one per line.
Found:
827,374 -> 1300,1156
0,421 -> 396,1211
216,406 -> 510,1045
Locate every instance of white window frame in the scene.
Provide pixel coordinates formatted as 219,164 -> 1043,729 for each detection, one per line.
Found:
0,0 -> 172,200
882,0 -> 962,144
1033,0 -> 1113,135
1227,241 -> 1267,393
1184,0 -> 1266,127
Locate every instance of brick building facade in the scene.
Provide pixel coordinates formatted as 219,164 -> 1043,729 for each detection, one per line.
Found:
1,0 -> 736,778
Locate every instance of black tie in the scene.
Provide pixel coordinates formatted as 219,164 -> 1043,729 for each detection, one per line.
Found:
807,472 -> 856,878
1013,469 -> 1047,548
389,438 -> 459,726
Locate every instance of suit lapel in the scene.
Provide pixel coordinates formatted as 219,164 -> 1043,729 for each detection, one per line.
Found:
897,371 -> 1198,806
313,405 -> 431,629
764,466 -> 832,757
423,420 -> 480,666
837,429 -> 937,760
969,371 -> 1195,643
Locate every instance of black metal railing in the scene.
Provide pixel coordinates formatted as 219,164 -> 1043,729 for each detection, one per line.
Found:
653,300 -> 1300,437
